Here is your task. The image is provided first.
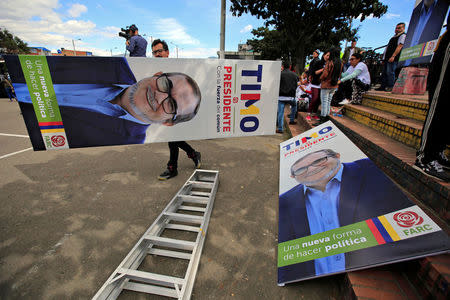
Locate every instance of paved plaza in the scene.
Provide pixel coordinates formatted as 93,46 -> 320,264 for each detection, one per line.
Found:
0,98 -> 343,299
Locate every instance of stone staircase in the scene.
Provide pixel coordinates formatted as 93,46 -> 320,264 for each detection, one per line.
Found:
284,89 -> 450,300
329,90 -> 449,221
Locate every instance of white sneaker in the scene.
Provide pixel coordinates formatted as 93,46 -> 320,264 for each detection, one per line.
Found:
338,99 -> 350,105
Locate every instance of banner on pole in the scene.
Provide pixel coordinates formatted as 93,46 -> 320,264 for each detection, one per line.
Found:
399,0 -> 449,66
3,55 -> 280,150
278,122 -> 449,285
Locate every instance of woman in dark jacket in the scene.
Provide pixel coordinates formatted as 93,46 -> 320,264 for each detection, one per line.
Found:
307,50 -> 324,121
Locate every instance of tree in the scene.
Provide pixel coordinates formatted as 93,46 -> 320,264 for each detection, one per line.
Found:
247,27 -> 287,60
0,28 -> 30,54
230,0 -> 387,71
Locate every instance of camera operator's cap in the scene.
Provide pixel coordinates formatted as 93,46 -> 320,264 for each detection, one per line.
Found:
130,24 -> 138,31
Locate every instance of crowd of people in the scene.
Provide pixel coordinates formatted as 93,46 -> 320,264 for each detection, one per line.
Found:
277,22 -> 411,129
277,39 -> 371,129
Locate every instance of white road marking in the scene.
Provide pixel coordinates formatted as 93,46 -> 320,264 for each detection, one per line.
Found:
0,133 -> 29,138
0,147 -> 33,159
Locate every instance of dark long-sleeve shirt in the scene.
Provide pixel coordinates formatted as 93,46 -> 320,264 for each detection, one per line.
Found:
126,35 -> 148,57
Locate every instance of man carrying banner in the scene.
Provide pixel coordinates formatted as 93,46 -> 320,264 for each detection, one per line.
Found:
150,39 -> 202,180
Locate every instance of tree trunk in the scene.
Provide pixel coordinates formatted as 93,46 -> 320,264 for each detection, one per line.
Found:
294,43 -> 306,74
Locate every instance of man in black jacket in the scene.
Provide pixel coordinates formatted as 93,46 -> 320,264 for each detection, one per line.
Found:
376,23 -> 406,91
277,61 -> 298,133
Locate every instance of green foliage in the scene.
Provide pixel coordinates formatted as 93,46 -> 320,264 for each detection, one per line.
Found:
0,28 -> 30,54
247,27 -> 286,60
230,0 -> 387,70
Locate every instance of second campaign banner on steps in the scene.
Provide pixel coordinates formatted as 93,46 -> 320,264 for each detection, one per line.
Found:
278,121 -> 450,285
3,55 -> 279,150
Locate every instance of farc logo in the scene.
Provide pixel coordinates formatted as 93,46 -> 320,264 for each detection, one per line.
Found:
51,135 -> 66,147
393,211 -> 424,228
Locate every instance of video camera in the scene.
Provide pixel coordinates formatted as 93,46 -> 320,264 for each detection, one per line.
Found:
118,24 -> 138,40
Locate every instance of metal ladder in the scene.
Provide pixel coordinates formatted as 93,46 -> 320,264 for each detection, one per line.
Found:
93,169 -> 219,300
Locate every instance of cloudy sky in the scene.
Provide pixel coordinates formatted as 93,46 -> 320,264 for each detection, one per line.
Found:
0,0 -> 443,58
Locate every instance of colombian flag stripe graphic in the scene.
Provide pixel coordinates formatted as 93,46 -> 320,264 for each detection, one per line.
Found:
372,217 -> 394,243
39,121 -> 63,126
365,219 -> 386,244
419,43 -> 427,57
40,129 -> 66,133
39,125 -> 65,129
378,216 -> 401,241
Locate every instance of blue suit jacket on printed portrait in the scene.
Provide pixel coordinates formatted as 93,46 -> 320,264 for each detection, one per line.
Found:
278,158 -> 445,284
5,55 -> 149,150
402,0 -> 449,66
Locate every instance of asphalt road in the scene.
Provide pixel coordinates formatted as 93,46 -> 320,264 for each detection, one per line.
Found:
0,98 -> 344,299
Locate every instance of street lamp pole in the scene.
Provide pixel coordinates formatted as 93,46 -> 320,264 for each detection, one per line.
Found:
219,0 -> 226,59
170,42 -> 180,58
143,34 -> 153,45
72,39 -> 76,56
110,47 -> 118,56
72,38 -> 81,56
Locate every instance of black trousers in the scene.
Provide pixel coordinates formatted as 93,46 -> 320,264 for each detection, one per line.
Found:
332,80 -> 352,105
417,32 -> 449,163
168,141 -> 195,168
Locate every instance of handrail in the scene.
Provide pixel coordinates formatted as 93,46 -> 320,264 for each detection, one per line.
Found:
373,44 -> 387,51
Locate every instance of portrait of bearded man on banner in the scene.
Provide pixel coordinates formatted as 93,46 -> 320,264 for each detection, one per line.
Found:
5,56 -> 201,150
277,148 -> 440,282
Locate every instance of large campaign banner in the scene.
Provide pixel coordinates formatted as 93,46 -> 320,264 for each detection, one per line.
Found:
3,55 -> 279,150
399,0 -> 449,66
278,122 -> 449,285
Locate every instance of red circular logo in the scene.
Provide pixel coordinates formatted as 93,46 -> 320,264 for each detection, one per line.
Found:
51,135 -> 66,147
393,211 -> 423,228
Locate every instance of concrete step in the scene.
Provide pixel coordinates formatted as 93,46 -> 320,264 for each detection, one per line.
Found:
345,254 -> 450,300
345,265 -> 422,300
329,114 -> 449,224
363,91 -> 428,122
403,254 -> 450,300
343,104 -> 423,149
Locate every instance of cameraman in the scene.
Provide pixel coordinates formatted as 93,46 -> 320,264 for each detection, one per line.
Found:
125,24 -> 148,57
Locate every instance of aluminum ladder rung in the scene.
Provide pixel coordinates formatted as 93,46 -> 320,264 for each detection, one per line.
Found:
117,268 -> 185,287
144,235 -> 196,251
123,281 -> 179,298
178,194 -> 209,204
178,205 -> 206,212
189,191 -> 211,197
148,248 -> 192,260
165,223 -> 200,232
188,181 -> 214,189
164,212 -> 204,224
